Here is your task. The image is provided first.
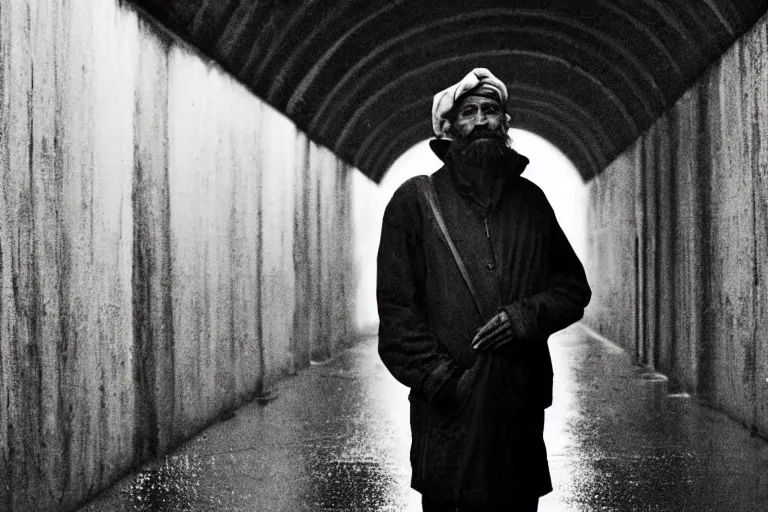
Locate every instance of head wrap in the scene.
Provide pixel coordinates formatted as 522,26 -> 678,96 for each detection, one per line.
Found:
431,68 -> 509,137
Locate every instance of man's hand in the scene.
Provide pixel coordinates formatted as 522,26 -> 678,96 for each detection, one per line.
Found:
472,310 -> 514,352
432,362 -> 481,412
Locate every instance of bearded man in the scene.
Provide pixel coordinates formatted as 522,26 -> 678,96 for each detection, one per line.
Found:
376,68 -> 591,511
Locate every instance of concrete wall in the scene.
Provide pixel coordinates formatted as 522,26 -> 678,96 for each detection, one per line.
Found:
0,1 -> 353,511
585,13 -> 768,439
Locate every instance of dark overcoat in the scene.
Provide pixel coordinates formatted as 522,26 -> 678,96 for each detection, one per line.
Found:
376,140 -> 591,507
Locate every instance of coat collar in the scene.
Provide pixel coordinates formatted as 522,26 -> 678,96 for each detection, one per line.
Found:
428,139 -> 529,175
429,139 -> 530,212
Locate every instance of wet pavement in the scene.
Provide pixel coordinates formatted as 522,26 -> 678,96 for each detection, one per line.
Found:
79,324 -> 768,511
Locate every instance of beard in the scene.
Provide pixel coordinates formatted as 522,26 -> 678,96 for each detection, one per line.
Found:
450,125 -> 511,168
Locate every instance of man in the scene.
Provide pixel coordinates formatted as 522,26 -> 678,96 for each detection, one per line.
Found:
376,68 -> 591,511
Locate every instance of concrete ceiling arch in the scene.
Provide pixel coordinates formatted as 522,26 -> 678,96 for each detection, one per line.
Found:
128,0 -> 768,181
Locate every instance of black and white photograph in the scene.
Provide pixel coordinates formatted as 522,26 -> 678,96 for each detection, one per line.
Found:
1,1 -> 767,511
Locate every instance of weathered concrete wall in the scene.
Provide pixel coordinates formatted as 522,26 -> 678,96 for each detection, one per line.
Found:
0,1 -> 354,511
584,146 -> 638,354
1,2 -> 137,509
586,14 -> 768,438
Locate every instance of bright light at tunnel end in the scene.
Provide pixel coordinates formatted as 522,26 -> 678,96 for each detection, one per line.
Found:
352,129 -> 588,333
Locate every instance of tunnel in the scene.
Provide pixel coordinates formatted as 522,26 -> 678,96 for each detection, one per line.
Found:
1,1 -> 768,511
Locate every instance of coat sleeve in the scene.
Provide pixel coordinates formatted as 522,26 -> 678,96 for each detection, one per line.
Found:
376,181 -> 461,400
501,198 -> 592,341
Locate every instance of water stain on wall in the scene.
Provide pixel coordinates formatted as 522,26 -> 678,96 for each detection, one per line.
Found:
0,2 -> 354,511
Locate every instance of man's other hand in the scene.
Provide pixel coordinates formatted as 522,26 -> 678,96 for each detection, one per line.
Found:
472,310 -> 514,352
433,362 -> 481,412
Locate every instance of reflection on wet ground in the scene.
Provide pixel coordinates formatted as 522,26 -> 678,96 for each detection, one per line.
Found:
81,324 -> 768,511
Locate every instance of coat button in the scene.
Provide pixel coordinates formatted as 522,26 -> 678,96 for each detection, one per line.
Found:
486,263 -> 495,270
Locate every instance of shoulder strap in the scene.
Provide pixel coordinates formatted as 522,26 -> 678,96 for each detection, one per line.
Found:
417,175 -> 486,322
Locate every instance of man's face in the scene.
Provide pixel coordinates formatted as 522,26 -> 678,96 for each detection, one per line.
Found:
453,95 -> 505,139
449,94 -> 510,168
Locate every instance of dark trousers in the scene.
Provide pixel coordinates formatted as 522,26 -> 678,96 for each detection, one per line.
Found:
422,495 -> 539,512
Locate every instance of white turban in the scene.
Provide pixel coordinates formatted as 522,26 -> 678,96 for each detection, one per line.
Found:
431,68 -> 509,137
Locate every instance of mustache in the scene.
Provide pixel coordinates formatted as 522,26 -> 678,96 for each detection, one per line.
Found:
464,126 -> 508,143
452,126 -> 511,168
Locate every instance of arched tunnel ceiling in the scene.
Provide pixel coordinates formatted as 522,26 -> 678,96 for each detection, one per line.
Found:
129,0 -> 768,182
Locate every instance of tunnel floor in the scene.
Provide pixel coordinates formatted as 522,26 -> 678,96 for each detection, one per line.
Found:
80,324 -> 768,512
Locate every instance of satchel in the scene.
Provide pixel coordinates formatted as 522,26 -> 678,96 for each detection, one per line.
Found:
416,175 -> 487,322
